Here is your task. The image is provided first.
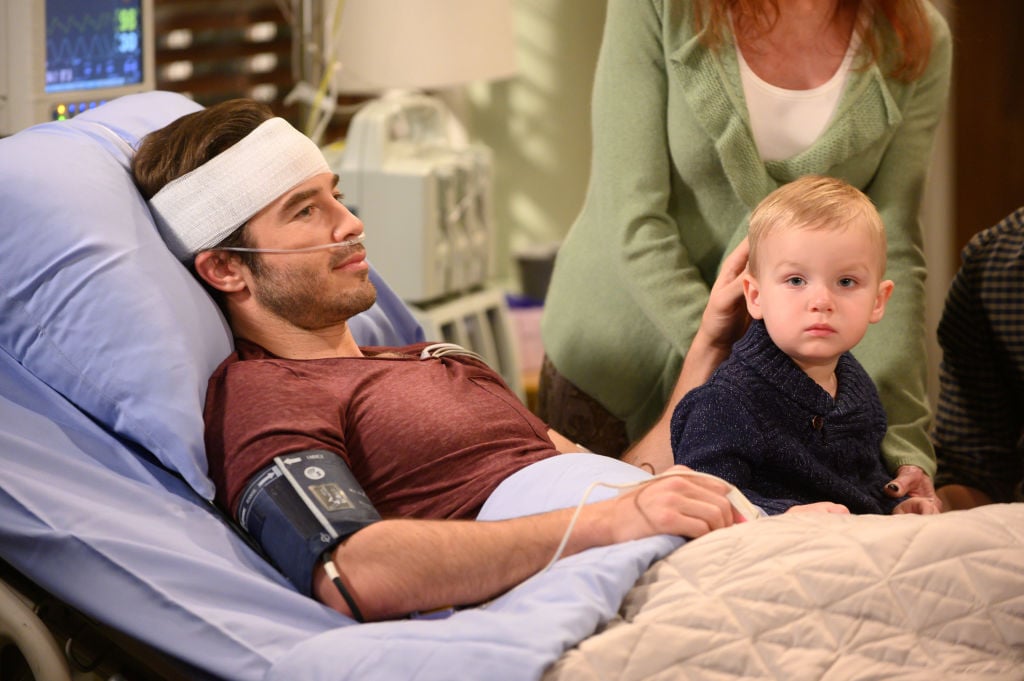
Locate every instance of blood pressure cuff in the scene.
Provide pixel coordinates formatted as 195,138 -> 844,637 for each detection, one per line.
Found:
236,450 -> 382,596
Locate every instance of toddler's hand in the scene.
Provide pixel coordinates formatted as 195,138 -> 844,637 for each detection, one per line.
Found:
784,502 -> 850,515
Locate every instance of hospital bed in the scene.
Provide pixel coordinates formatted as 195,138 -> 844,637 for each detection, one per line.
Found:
0,91 -> 1022,681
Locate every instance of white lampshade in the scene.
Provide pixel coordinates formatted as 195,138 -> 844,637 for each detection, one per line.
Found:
330,0 -> 519,94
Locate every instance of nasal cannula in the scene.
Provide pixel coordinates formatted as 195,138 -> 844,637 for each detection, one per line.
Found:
213,233 -> 365,254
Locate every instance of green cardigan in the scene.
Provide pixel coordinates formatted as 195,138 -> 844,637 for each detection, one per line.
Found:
541,0 -> 951,475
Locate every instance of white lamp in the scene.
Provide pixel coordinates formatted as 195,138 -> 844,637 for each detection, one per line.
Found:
330,0 -> 518,95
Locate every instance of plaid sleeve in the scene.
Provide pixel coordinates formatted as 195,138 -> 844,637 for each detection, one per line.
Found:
932,208 -> 1024,501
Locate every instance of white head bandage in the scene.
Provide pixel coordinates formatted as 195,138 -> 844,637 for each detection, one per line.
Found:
148,117 -> 331,260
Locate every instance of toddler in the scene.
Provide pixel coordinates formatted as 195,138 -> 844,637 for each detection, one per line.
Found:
670,175 -> 937,516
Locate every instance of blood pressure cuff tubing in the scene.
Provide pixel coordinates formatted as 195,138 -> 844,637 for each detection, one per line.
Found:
236,450 -> 382,596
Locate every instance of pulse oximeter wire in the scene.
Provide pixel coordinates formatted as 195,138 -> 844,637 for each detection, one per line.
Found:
541,469 -> 764,573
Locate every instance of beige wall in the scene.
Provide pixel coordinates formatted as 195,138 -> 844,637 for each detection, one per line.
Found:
454,0 -> 606,286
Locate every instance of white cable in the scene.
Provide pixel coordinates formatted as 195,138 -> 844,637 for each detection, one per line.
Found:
541,478 -> 636,573
418,342 -> 487,364
542,470 -> 765,573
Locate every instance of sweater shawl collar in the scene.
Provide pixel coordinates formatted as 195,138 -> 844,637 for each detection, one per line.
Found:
668,22 -> 903,212
731,320 -> 874,420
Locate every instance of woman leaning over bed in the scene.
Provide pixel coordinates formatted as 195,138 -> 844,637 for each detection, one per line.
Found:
539,0 -> 951,502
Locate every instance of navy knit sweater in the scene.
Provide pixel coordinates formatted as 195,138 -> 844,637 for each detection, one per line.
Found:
670,320 -> 900,515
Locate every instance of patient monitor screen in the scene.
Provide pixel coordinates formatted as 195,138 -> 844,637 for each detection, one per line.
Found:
45,0 -> 145,93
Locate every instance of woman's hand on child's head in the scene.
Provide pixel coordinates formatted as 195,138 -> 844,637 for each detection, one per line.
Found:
892,497 -> 942,515
702,238 -> 751,351
784,501 -> 850,515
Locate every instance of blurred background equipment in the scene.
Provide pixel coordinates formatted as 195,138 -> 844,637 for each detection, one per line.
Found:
1,0 -> 156,135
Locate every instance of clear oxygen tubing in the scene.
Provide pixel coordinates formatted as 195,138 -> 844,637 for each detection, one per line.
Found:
212,232 -> 365,254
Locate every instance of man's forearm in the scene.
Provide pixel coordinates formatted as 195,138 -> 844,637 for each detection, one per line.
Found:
623,327 -> 732,473
314,507 -> 604,622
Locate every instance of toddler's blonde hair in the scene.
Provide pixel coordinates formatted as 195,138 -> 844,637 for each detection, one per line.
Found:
747,175 -> 887,277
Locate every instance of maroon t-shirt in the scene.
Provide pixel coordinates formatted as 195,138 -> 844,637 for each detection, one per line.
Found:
204,339 -> 559,519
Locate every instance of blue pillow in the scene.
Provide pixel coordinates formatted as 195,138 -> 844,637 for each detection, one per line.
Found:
0,90 -> 422,499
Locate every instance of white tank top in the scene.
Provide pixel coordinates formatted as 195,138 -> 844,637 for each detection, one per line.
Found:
738,35 -> 860,161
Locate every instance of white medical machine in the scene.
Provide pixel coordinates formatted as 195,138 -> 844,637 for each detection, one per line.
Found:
331,93 -> 495,304
1,0 -> 156,136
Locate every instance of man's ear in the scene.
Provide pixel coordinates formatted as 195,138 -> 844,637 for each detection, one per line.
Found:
742,273 -> 764,320
869,279 -> 895,323
193,251 -> 248,294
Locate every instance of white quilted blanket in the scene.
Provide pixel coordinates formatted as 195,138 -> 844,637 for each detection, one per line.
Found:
545,504 -> 1024,681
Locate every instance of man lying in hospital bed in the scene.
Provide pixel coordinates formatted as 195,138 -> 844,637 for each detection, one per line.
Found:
1,91 -> 1022,681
